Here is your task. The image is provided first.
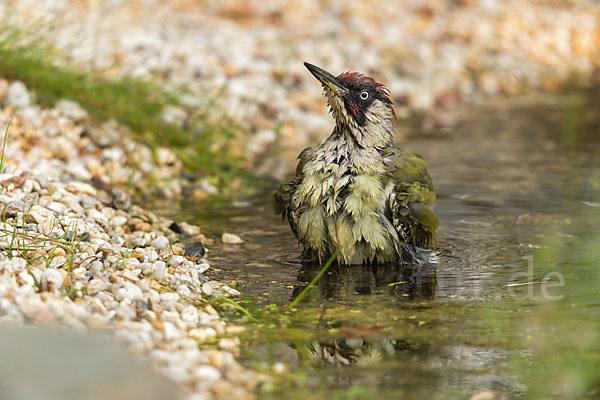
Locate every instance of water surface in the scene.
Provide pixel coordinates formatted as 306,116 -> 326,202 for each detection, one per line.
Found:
169,89 -> 600,399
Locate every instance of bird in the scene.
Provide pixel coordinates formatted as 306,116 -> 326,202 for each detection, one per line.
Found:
273,62 -> 438,265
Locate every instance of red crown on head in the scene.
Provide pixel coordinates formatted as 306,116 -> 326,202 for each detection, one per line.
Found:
337,71 -> 395,119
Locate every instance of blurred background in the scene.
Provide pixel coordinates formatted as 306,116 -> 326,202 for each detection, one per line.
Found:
1,0 -> 599,180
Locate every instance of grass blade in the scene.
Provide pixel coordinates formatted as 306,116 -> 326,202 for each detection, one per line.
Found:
0,120 -> 11,174
214,296 -> 259,323
289,249 -> 339,308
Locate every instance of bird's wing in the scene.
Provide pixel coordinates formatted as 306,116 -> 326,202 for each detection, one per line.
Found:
387,148 -> 438,250
273,146 -> 314,238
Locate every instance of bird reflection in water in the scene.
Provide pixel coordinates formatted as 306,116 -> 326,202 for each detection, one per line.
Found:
293,263 -> 436,301
290,263 -> 436,367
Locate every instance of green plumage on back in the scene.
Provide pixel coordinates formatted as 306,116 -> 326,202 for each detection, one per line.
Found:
390,150 -> 438,250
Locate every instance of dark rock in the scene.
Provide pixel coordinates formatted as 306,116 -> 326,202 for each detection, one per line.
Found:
168,222 -> 185,235
78,232 -> 91,242
184,241 -> 206,260
111,187 -> 131,210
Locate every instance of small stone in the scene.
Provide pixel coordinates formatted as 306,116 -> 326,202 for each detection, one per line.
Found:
115,302 -> 137,321
116,282 -> 144,301
6,81 -> 31,107
53,247 -> 67,258
71,267 -> 87,280
89,119 -> 121,147
218,337 -> 240,355
4,200 -> 25,217
20,298 -> 56,325
189,327 -> 217,342
21,179 -> 35,193
272,362 -> 288,375
224,286 -> 241,297
184,241 -> 206,259
47,202 -> 67,215
123,269 -> 141,281
469,391 -> 505,400
136,222 -> 152,232
180,305 -> 199,327
111,188 -> 131,210
160,105 -> 187,126
145,250 -> 159,262
140,309 -> 157,323
67,182 -> 97,196
168,222 -> 185,235
151,261 -> 167,280
49,256 -> 67,268
221,233 -> 244,244
163,321 -> 183,341
155,148 -> 178,167
65,161 -> 93,181
111,216 -> 128,227
192,365 -> 221,385
201,283 -> 214,297
41,269 -> 63,292
151,235 -> 170,250
176,285 -> 193,298
27,205 -> 56,233
0,175 -> 26,189
56,99 -> 88,121
179,222 -> 200,236
198,179 -> 218,195
168,255 -> 185,267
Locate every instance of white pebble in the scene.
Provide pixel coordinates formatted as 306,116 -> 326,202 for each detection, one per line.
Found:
168,255 -> 185,267
41,269 -> 63,292
192,365 -> 221,384
151,235 -> 170,250
152,261 -> 167,280
116,282 -> 144,301
7,81 -> 31,107
163,321 -> 184,341
221,233 -> 244,244
111,216 -> 128,227
201,283 -> 214,297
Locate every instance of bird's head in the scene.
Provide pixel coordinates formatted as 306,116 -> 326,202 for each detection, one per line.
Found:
304,62 -> 396,146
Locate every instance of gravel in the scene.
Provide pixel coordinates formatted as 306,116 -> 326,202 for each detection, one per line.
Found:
0,82 -> 261,399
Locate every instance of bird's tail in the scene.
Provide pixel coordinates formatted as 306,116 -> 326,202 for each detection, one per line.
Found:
401,244 -> 438,266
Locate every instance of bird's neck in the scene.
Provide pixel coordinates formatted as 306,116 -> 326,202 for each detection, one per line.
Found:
332,120 -> 395,150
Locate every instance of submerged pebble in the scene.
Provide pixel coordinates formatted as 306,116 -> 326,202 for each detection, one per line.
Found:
221,233 -> 244,244
184,241 -> 206,259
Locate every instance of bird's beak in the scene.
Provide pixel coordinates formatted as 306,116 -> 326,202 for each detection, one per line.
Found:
304,62 -> 347,97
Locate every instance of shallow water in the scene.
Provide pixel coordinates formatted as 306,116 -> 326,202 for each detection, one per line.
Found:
169,89 -> 600,399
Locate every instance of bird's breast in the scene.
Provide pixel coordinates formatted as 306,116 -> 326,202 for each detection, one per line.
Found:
295,157 -> 390,218
292,155 -> 398,263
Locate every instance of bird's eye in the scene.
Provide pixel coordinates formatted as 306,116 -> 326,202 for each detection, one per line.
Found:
360,91 -> 369,100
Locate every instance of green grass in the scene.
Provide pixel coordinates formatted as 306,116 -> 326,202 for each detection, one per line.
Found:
289,249 -> 339,308
0,120 -> 10,174
0,25 -> 244,185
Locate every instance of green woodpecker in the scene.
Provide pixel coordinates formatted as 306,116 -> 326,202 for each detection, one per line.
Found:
274,63 -> 438,265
